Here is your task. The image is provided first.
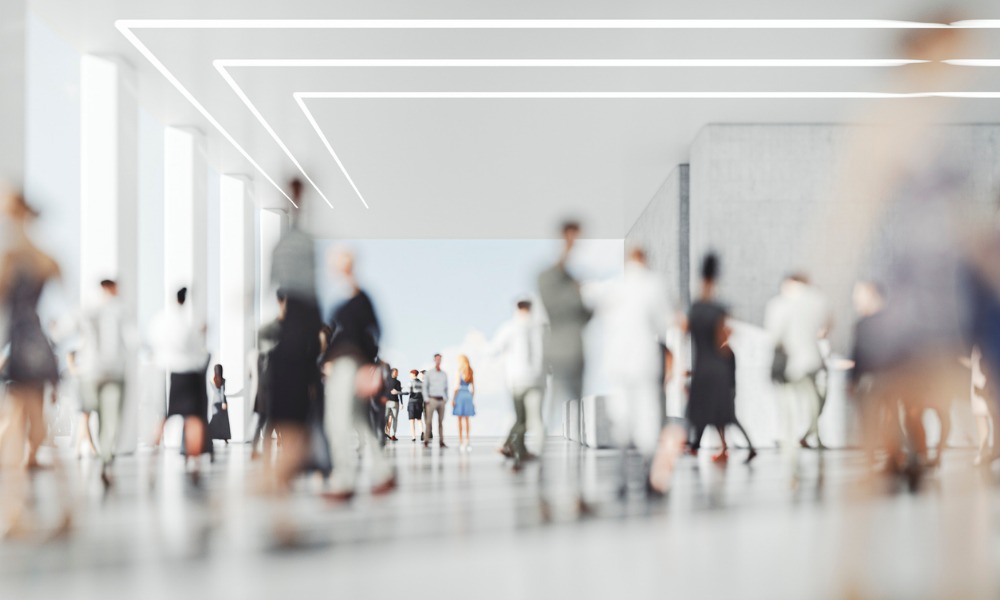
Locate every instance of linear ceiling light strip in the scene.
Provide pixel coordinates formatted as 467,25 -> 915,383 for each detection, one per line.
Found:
115,21 -> 296,207
293,95 -> 370,209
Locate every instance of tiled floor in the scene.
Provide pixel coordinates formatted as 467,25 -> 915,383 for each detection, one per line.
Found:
2,438 -> 999,599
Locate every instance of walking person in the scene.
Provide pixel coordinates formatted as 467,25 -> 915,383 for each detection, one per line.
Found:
208,364 -> 232,444
423,354 -> 449,449
384,367 -> 402,441
405,370 -> 424,441
149,287 -> 211,483
250,289 -> 284,460
537,220 -> 594,518
491,299 -> 544,470
602,248 -> 674,498
969,346 -> 995,466
765,273 -> 832,477
452,355 -> 476,452
0,190 -> 71,538
685,253 -> 757,464
322,247 -> 395,500
69,279 -> 134,487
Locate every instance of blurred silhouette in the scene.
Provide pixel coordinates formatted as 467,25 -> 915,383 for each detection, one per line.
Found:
537,220 -> 593,518
491,299 -> 544,470
601,247 -> 673,498
452,354 -> 476,452
0,190 -> 70,538
321,246 -> 394,500
765,273 -> 832,478
149,287 -> 211,482
251,287 -> 284,461
68,279 -> 134,487
685,253 -> 756,464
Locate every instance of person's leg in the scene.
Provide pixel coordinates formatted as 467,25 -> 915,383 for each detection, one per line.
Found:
77,412 -> 96,457
713,426 -> 729,461
327,357 -> 361,495
0,390 -> 30,533
903,404 -> 928,464
24,392 -> 46,468
436,401 -> 446,447
183,416 -> 206,475
97,381 -> 124,483
932,404 -> 950,467
779,383 -> 801,476
510,389 -> 530,464
800,377 -> 822,447
688,423 -> 706,453
353,396 -> 394,491
423,400 -> 434,445
392,404 -> 400,438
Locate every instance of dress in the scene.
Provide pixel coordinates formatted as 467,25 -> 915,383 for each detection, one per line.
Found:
2,270 -> 58,387
407,379 -> 424,419
208,382 -> 232,440
167,370 -> 209,418
686,300 -> 737,428
452,377 -> 476,417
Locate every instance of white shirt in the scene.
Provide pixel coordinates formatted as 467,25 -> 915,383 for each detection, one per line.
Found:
149,304 -> 208,374
764,282 -> 831,381
72,295 -> 134,380
490,312 -> 544,391
424,368 -> 448,399
601,261 -> 672,381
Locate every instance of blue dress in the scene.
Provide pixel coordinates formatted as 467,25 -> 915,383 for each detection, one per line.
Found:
452,378 -> 476,417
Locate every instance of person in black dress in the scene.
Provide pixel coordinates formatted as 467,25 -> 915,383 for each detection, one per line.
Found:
208,364 -> 232,443
685,253 -> 757,464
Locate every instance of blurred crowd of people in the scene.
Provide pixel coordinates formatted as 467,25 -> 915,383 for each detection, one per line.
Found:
3,131 -> 1000,540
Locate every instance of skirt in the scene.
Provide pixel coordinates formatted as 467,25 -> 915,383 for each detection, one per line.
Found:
407,399 -> 424,420
167,372 -> 209,419
453,390 -> 476,417
209,403 -> 232,440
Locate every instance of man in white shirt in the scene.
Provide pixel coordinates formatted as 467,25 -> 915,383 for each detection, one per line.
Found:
423,354 -> 449,449
602,248 -> 673,497
491,299 -> 545,469
70,279 -> 134,486
765,273 -> 832,476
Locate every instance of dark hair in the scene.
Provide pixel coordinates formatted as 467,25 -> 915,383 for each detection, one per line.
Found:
561,220 -> 581,236
433,353 -> 442,359
701,253 -> 719,282
276,288 -> 287,302
410,369 -> 418,375
289,178 -> 304,200
177,287 -> 188,305
516,300 -> 532,311
99,279 -> 116,289
214,364 -> 224,378
787,272 -> 810,285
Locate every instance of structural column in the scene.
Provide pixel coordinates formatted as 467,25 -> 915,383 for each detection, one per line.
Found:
163,127 -> 208,324
79,54 -> 140,452
219,175 -> 255,442
0,0 -> 27,183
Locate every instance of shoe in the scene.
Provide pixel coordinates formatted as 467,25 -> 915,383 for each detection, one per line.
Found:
499,446 -> 513,458
420,433 -> 425,441
423,441 -> 430,449
439,442 -> 448,449
323,490 -> 355,503
799,439 -> 812,449
711,450 -> 729,463
411,438 -> 416,442
522,452 -> 539,462
371,475 -> 397,496
466,445 -> 472,453
391,436 -> 398,442
575,497 -> 595,518
744,449 -> 758,465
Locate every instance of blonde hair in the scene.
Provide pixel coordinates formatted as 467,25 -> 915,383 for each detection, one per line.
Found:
457,354 -> 474,384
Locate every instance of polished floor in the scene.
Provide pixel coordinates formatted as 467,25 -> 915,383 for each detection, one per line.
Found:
2,437 -> 1000,600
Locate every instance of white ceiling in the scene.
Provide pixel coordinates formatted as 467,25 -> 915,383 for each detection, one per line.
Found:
28,0 -> 1000,238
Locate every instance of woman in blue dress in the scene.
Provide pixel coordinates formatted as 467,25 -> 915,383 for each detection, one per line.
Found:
452,354 -> 476,452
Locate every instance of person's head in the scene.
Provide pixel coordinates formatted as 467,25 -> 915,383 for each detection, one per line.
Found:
319,324 -> 332,352
176,287 -> 188,306
329,245 -> 356,280
900,12 -> 967,62
516,299 -> 532,314
627,246 -> 647,266
559,220 -> 581,259
409,369 -> 418,379
457,354 -> 474,383
781,272 -> 809,294
213,364 -> 224,381
391,368 -> 398,378
1,190 -> 39,224
853,280 -> 885,317
100,279 -> 118,297
433,353 -> 442,369
701,253 -> 719,283
288,178 -> 305,218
